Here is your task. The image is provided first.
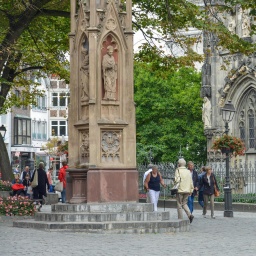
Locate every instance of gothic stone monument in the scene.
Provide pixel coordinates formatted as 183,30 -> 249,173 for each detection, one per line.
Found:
68,0 -> 138,203
201,6 -> 256,164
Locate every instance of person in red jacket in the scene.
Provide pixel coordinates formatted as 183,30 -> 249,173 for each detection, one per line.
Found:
58,161 -> 68,203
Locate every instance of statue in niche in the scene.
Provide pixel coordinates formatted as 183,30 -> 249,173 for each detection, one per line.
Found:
219,83 -> 231,98
80,46 -> 89,101
202,97 -> 212,129
242,11 -> 251,37
228,18 -> 236,34
102,45 -> 117,100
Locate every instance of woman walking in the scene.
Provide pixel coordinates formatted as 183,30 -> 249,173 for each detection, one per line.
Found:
144,165 -> 166,212
199,166 -> 219,219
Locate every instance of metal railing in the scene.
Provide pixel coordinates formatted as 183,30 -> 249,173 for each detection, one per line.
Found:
138,159 -> 256,202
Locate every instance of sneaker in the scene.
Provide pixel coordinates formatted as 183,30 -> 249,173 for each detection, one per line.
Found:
211,216 -> 215,219
189,215 -> 194,223
203,214 -> 206,218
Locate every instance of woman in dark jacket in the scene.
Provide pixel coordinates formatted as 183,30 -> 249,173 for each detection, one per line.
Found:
199,166 -> 219,219
31,162 -> 49,210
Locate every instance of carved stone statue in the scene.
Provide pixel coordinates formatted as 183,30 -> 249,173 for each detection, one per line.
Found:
102,45 -> 117,100
228,16 -> 236,34
242,11 -> 251,38
202,97 -> 212,128
80,46 -> 89,101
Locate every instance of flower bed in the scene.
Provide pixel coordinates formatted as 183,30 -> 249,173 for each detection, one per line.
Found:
0,180 -> 12,191
0,196 -> 37,216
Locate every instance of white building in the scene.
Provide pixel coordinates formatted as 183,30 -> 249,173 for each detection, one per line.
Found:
0,75 -> 69,173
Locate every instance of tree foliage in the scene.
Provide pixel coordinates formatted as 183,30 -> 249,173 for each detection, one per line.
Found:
134,62 -> 206,163
133,0 -> 256,70
0,0 -> 70,180
0,0 -> 70,114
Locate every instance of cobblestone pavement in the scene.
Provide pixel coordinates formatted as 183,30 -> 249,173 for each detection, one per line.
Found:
0,205 -> 255,256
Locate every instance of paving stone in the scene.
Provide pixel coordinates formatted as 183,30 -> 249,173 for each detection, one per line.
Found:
1,206 -> 256,255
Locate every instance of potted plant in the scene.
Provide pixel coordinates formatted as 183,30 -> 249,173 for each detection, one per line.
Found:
212,135 -> 246,156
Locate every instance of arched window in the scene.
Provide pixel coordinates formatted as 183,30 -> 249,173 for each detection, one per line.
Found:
248,109 -> 255,149
237,88 -> 256,152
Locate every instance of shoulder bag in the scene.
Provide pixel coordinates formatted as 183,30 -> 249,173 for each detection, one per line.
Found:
213,175 -> 220,197
31,170 -> 38,188
55,181 -> 63,192
171,169 -> 181,196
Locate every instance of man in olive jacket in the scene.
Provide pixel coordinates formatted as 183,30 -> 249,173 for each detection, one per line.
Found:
175,158 -> 194,223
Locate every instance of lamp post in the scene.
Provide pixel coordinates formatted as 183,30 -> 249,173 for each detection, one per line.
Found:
0,124 -> 13,181
221,100 -> 236,217
0,124 -> 7,139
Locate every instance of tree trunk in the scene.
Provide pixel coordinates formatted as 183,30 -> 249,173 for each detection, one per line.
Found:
0,134 -> 13,181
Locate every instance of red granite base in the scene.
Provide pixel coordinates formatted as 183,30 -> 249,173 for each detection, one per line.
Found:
87,168 -> 138,203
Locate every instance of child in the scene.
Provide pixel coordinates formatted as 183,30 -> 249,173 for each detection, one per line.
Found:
22,173 -> 31,198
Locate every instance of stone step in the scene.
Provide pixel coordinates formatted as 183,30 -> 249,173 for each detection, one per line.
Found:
34,211 -> 170,222
51,203 -> 154,213
13,219 -> 190,234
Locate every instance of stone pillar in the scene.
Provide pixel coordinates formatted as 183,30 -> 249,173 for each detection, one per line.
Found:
68,0 -> 138,203
68,168 -> 88,204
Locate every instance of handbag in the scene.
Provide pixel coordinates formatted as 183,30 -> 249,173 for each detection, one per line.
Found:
213,175 -> 220,197
31,170 -> 38,188
55,181 -> 63,192
171,169 -> 181,196
170,182 -> 180,195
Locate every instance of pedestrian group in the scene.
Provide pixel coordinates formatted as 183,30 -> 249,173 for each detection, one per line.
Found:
144,158 -> 219,223
10,161 -> 68,211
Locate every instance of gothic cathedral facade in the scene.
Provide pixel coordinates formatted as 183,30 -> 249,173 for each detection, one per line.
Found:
201,6 -> 256,163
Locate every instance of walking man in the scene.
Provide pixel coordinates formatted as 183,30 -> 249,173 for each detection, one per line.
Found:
175,158 -> 194,223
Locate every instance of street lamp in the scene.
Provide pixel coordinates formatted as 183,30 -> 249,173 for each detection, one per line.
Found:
0,124 -> 7,139
221,100 -> 236,218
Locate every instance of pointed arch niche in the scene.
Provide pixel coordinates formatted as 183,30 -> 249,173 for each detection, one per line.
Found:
79,35 -> 89,121
237,88 -> 256,151
101,34 -> 119,101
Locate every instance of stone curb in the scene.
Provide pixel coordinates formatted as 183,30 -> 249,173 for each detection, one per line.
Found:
139,198 -> 256,212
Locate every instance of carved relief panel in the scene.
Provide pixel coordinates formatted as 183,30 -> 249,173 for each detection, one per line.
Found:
80,130 -> 89,164
101,130 -> 122,163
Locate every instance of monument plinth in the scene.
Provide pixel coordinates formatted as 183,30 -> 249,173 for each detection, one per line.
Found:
68,0 -> 137,203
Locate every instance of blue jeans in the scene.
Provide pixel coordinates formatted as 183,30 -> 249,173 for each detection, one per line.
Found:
48,185 -> 53,193
61,188 -> 66,203
198,191 -> 204,208
187,195 -> 195,213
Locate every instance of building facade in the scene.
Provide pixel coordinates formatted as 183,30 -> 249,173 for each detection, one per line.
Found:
201,5 -> 256,163
0,76 -> 69,174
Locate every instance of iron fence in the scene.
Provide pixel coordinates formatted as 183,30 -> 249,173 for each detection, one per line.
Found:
138,159 -> 256,202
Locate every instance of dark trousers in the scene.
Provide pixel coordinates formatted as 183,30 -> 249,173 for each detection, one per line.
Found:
33,188 -> 44,205
198,191 -> 204,208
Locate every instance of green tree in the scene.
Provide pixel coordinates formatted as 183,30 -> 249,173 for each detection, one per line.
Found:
133,0 -> 256,70
0,0 -> 69,181
135,62 -> 206,163
1,1 -> 255,179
